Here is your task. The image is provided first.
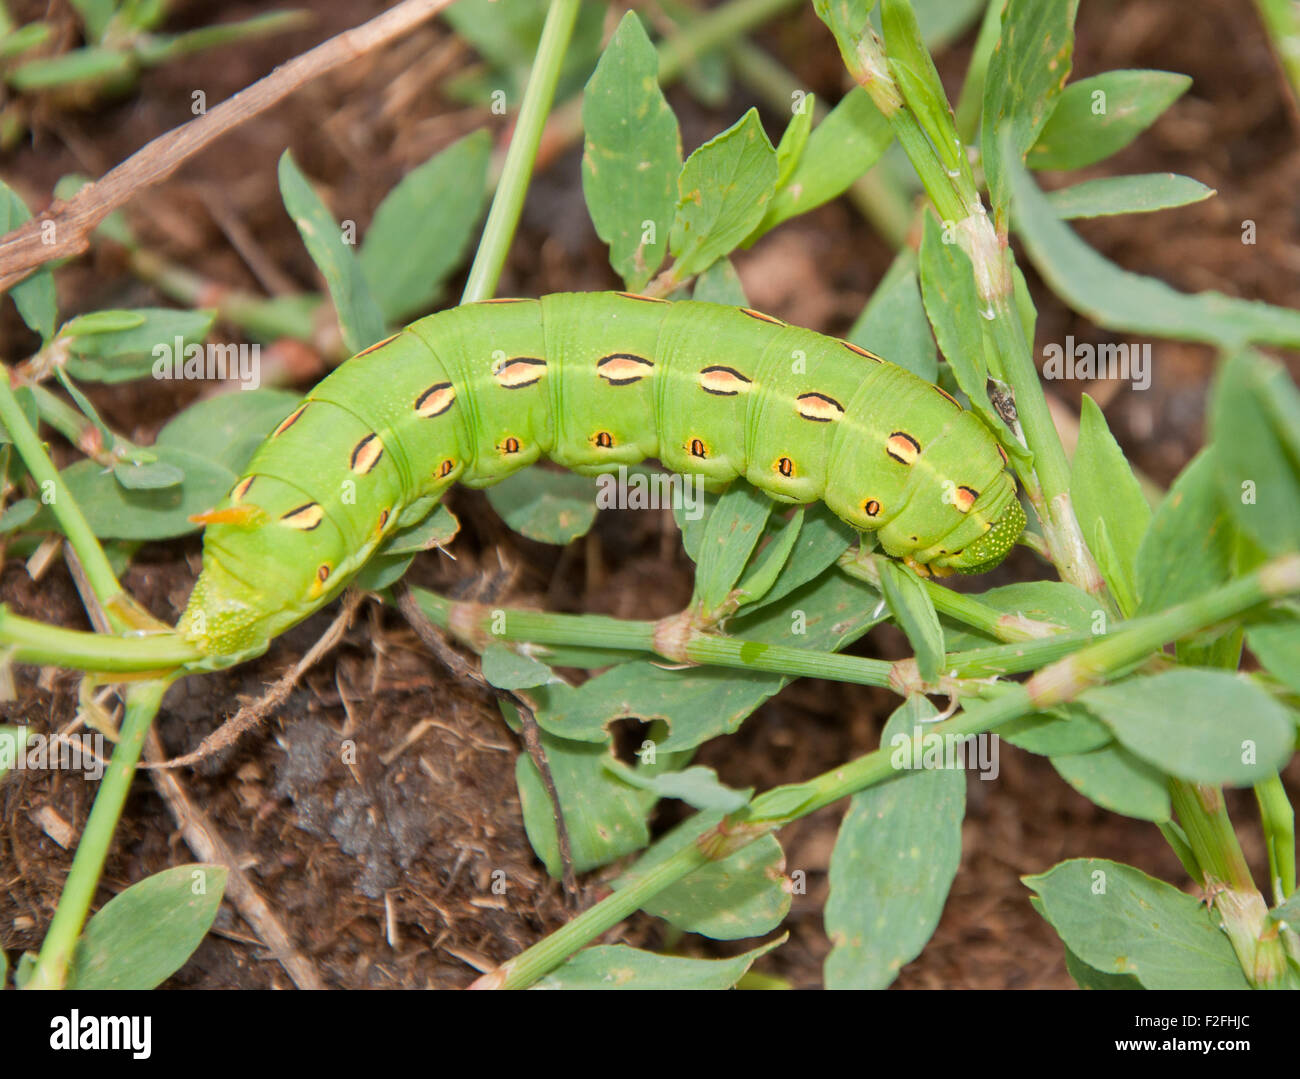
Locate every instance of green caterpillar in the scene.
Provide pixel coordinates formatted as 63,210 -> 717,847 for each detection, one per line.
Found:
180,291 -> 1025,663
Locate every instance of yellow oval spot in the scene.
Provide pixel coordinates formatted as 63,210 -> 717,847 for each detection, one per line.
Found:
493,356 -> 546,389
416,382 -> 455,417
597,353 -> 654,385
795,392 -> 844,423
886,432 -> 921,465
281,503 -> 324,531
698,365 -> 752,396
350,433 -> 384,475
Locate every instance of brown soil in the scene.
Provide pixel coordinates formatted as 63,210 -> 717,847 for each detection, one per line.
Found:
1,0 -> 1296,989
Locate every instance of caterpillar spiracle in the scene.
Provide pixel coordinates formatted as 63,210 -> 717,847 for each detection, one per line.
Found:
180,291 -> 1026,664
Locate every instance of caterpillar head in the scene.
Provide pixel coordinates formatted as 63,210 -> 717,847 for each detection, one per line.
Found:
944,497 -> 1026,574
177,554 -> 273,665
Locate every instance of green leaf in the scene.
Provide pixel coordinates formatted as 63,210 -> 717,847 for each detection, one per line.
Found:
918,214 -> 1022,451
1045,173 -> 1215,219
1029,70 -> 1191,172
618,810 -> 788,940
1051,744 -> 1171,822
534,937 -> 783,990
1063,942 -> 1144,989
1247,617 -> 1300,696
531,661 -> 782,749
1268,890 -> 1300,930
62,310 -> 148,335
1024,858 -> 1251,989
691,258 -> 749,306
998,703 -> 1113,756
64,308 -> 217,383
1210,349 -> 1300,557
693,483 -> 773,614
877,557 -> 944,684
113,460 -> 184,491
0,179 -> 57,340
117,0 -> 169,33
69,0 -> 114,39
669,109 -> 778,281
132,12 -> 311,67
750,87 -> 892,242
735,509 -> 803,608
886,0 -> 986,50
359,130 -> 491,324
773,94 -> 815,191
1136,450 -> 1235,615
7,45 -> 135,91
66,864 -> 227,989
606,763 -> 750,814
155,388 -> 302,474
278,150 -> 386,354
513,724 -> 652,877
581,11 -> 681,292
674,483 -> 721,561
349,552 -> 415,593
1,23 -> 53,61
747,781 -> 820,822
847,249 -> 937,382
482,643 -> 553,690
56,448 -> 236,540
736,502 -> 858,614
981,0 -> 1079,227
485,466 -> 598,544
0,499 -> 39,534
825,696 -> 964,988
881,0 -> 963,175
1007,146 -> 1300,348
1070,395 -> 1150,616
373,503 -> 459,557
1079,669 -> 1294,786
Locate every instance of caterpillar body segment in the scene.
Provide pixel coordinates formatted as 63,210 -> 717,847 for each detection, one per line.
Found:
179,292 -> 1025,663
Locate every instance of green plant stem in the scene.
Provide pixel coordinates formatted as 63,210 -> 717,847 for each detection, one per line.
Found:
988,289 -> 1108,602
414,567 -> 1300,694
1254,773 -> 1297,903
1168,779 -> 1290,988
481,834 -> 715,988
410,585 -> 898,687
656,0 -> 801,84
815,9 -> 1107,601
1254,0 -> 1300,115
838,548 -> 1065,642
0,606 -> 200,671
472,555 -> 1300,987
685,634 -> 893,687
0,367 -> 128,629
412,587 -> 656,651
1157,820 -> 1202,883
461,0 -> 580,304
28,384 -> 119,464
25,678 -> 170,988
127,247 -> 322,344
951,0 -> 1002,144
